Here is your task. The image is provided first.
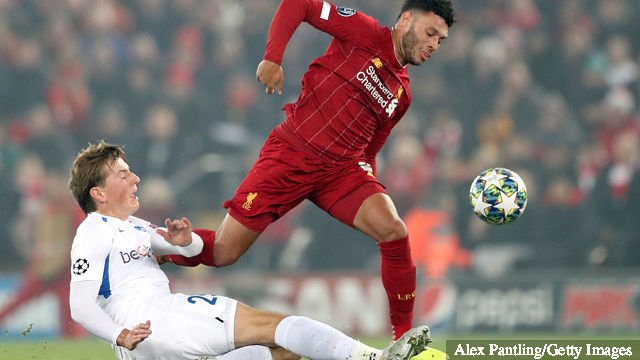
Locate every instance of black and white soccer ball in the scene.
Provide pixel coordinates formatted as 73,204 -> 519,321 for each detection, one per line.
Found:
469,167 -> 527,225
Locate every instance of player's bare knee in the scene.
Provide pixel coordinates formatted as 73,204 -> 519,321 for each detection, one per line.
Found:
248,313 -> 284,344
212,243 -> 242,267
214,251 -> 241,267
376,218 -> 407,243
236,304 -> 285,346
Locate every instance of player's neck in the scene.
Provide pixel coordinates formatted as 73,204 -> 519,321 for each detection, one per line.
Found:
390,26 -> 407,67
95,208 -> 130,221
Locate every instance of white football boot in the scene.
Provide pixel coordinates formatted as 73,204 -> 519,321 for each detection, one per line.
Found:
381,325 -> 432,360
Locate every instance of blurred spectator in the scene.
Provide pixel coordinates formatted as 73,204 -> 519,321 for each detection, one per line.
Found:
0,169 -> 85,336
208,72 -> 260,153
539,5 -> 600,111
129,0 -> 178,52
533,175 -> 586,267
23,103 -> 75,170
494,61 -> 543,133
89,100 -> 135,146
531,94 -> 584,151
380,133 -> 430,216
11,154 -> 47,259
405,192 -> 472,279
46,60 -> 91,131
85,36 -> 126,103
1,36 -> 45,117
602,35 -> 638,89
132,103 -> 182,178
590,87 -> 638,158
451,36 -> 504,154
594,0 -> 638,42
584,131 -> 640,267
0,124 -> 21,270
124,32 -> 161,122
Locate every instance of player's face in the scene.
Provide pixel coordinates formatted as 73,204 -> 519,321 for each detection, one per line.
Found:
94,157 -> 140,220
401,11 -> 448,66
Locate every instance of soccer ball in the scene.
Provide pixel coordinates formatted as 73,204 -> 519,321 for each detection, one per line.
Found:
411,348 -> 449,360
469,167 -> 527,225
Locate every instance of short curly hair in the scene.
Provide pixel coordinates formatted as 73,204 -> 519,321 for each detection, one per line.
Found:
400,0 -> 456,27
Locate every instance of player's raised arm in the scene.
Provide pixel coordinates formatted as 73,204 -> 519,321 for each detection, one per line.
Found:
264,0 -> 376,64
258,0 -> 377,95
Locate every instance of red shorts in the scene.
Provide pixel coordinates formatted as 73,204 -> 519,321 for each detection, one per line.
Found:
223,132 -> 386,232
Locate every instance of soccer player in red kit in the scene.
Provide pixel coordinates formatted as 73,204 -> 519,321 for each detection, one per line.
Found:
166,0 -> 455,340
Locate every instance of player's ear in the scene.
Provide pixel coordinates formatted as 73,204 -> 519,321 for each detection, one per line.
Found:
90,187 -> 105,203
396,11 -> 412,31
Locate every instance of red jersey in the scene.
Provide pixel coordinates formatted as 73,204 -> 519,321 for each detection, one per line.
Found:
265,0 -> 412,170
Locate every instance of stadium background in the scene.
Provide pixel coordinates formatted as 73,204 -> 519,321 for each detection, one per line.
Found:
0,0 -> 639,358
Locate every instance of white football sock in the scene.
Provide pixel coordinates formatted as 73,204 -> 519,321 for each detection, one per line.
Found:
274,315 -> 382,360
216,345 -> 272,360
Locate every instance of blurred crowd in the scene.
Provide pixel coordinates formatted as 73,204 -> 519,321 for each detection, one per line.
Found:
0,0 -> 639,278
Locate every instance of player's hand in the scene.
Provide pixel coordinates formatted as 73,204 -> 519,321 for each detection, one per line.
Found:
156,217 -> 193,247
256,59 -> 284,95
117,320 -> 151,350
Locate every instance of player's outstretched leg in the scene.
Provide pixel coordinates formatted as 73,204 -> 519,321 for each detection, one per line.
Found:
378,236 -> 416,339
273,315 -> 383,359
381,325 -> 432,360
237,304 -> 384,360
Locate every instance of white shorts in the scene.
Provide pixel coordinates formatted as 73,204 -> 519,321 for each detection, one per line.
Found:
112,293 -> 238,360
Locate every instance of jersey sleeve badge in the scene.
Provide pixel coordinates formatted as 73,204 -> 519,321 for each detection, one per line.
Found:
72,258 -> 90,275
336,6 -> 356,17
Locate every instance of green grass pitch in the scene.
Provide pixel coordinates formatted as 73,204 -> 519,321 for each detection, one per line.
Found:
1,338 -> 116,360
1,334 -> 635,359
0,337 -> 400,360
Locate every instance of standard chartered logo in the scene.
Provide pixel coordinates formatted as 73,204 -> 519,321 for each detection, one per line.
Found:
356,65 -> 398,118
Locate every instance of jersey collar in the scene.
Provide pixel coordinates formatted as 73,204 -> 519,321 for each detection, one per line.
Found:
89,212 -> 130,230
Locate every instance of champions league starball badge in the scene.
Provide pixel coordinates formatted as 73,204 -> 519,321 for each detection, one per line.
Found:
336,6 -> 356,17
73,258 -> 90,275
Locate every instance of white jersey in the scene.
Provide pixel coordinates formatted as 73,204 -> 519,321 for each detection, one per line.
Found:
70,213 -> 170,319
70,212 -> 237,360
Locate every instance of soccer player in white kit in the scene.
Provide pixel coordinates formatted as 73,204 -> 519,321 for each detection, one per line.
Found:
67,141 -> 433,360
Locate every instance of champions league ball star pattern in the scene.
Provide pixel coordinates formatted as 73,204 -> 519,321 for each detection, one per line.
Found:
72,258 -> 90,275
469,167 -> 528,225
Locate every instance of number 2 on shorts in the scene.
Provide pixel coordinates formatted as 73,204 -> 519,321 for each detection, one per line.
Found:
187,295 -> 218,305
